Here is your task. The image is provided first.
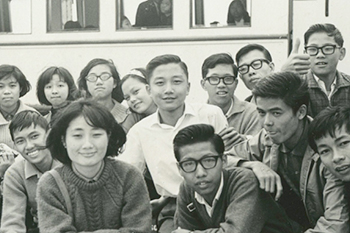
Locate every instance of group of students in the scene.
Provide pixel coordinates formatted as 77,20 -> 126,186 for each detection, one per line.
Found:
0,22 -> 349,233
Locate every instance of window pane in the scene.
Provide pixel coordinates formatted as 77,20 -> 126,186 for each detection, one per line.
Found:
47,0 -> 99,32
0,0 -> 31,34
116,0 -> 173,30
191,0 -> 251,28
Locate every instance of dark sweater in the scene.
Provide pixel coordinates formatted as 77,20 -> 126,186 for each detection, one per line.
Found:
176,168 -> 293,233
37,157 -> 152,233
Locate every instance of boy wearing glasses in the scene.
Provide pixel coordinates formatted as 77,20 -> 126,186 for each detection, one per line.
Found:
303,23 -> 350,117
173,124 -> 293,233
235,44 -> 275,102
201,53 -> 260,137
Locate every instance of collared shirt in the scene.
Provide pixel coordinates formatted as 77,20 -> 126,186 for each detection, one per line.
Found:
313,74 -> 337,100
118,102 -> 228,197
110,99 -> 128,124
194,173 -> 224,217
72,160 -> 105,182
0,101 -> 20,121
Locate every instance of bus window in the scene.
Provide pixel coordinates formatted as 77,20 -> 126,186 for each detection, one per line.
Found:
0,0 -> 31,34
191,0 -> 251,28
116,0 -> 173,30
47,0 -> 99,32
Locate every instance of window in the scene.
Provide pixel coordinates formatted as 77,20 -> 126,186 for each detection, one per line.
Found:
0,0 -> 31,34
47,0 -> 99,32
116,0 -> 173,30
191,0 -> 251,28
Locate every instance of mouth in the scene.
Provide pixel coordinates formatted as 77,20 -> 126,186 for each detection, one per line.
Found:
163,97 -> 176,101
79,152 -> 96,157
133,102 -> 142,109
27,150 -> 39,157
315,62 -> 328,66
195,180 -> 210,189
250,78 -> 260,83
335,165 -> 350,173
266,131 -> 277,137
216,91 -> 228,96
2,97 -> 13,101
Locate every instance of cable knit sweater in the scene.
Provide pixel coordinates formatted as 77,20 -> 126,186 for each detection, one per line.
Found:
37,157 -> 152,233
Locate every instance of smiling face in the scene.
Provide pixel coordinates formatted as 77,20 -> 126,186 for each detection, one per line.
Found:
148,63 -> 190,114
44,74 -> 69,108
13,124 -> 51,166
64,115 -> 108,171
306,32 -> 345,79
177,141 -> 226,204
0,75 -> 20,112
122,77 -> 155,115
237,50 -> 274,90
86,64 -> 116,100
256,97 -> 305,146
201,64 -> 237,112
315,125 -> 350,181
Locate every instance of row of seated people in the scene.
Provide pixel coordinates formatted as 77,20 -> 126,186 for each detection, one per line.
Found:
0,22 -> 349,232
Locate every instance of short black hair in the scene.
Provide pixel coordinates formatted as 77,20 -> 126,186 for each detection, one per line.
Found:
0,64 -> 31,97
146,54 -> 189,82
304,23 -> 344,47
308,105 -> 350,153
173,124 -> 224,162
9,110 -> 49,141
77,58 -> 124,103
47,99 -> 126,165
37,66 -> 80,106
235,44 -> 273,66
252,71 -> 309,115
201,53 -> 238,79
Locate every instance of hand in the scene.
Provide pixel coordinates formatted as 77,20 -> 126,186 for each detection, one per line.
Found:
281,38 -> 311,75
150,196 -> 171,218
0,144 -> 16,177
218,127 -> 245,151
242,161 -> 283,201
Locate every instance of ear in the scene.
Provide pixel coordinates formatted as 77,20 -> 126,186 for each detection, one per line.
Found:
339,47 -> 346,61
186,82 -> 191,96
113,79 -> 117,89
146,84 -> 151,94
221,154 -> 228,169
269,62 -> 275,72
296,104 -> 307,120
61,136 -> 67,148
232,79 -> 238,92
176,162 -> 183,176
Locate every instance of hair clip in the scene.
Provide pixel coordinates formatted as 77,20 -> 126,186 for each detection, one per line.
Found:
128,69 -> 146,79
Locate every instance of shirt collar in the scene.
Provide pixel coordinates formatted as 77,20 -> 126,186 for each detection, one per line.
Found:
24,158 -> 60,179
225,96 -> 246,118
72,160 -> 105,182
195,172 -> 224,208
313,74 -> 337,98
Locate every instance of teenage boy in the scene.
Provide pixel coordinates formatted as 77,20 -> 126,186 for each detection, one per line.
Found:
308,106 -> 350,206
173,124 -> 293,233
119,54 -> 243,232
0,110 -> 60,232
235,44 -> 275,102
231,72 -> 349,232
201,53 -> 261,137
303,23 -> 350,117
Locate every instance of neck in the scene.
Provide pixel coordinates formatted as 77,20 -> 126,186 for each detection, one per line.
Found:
52,101 -> 68,109
317,70 -> 337,91
96,97 -> 114,111
1,101 -> 19,113
144,103 -> 157,116
72,160 -> 104,179
211,99 -> 232,115
34,153 -> 53,173
284,119 -> 306,150
158,104 -> 185,126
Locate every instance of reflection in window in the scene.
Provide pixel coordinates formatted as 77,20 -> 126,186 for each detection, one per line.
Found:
0,0 -> 31,33
47,0 -> 99,32
192,0 -> 251,28
116,0 -> 172,30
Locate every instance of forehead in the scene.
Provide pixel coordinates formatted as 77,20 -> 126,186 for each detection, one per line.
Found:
0,75 -> 17,83
178,141 -> 217,161
150,63 -> 187,80
121,77 -> 145,92
13,124 -> 46,138
306,32 -> 337,45
206,64 -> 234,76
88,64 -> 111,74
256,97 -> 291,111
316,124 -> 350,145
238,50 -> 267,65
50,74 -> 66,82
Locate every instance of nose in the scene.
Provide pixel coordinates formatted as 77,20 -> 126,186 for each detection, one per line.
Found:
333,148 -> 346,164
81,136 -> 94,149
248,69 -> 256,77
217,79 -> 226,88
195,163 -> 207,178
316,48 -> 326,58
25,139 -> 35,151
3,87 -> 11,95
130,95 -> 137,103
52,86 -> 58,94
95,77 -> 104,85
263,114 -> 273,127
164,82 -> 174,94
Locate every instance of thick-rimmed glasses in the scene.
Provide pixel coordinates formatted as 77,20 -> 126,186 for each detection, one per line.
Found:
178,155 -> 222,173
204,76 -> 236,85
238,59 -> 270,75
304,45 -> 341,56
86,72 -> 112,82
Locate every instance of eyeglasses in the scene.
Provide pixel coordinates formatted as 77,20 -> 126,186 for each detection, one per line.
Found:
178,155 -> 222,173
204,75 -> 236,85
304,45 -> 341,56
238,59 -> 270,75
85,72 -> 112,82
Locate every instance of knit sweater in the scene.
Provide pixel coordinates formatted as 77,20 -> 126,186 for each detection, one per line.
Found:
37,157 -> 152,233
176,168 -> 293,233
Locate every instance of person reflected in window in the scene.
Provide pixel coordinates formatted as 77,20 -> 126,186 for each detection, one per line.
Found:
227,0 -> 250,26
135,0 -> 161,28
160,0 -> 172,27
64,20 -> 82,30
121,16 -> 132,29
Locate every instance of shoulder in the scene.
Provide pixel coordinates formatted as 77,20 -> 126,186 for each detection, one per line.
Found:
5,159 -> 26,178
225,167 -> 257,183
189,103 -> 223,116
338,71 -> 350,83
107,157 -> 143,180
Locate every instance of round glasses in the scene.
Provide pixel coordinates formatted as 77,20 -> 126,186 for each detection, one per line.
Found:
304,45 -> 341,56
85,72 -> 112,82
178,155 -> 222,173
204,75 -> 236,85
238,59 -> 270,75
